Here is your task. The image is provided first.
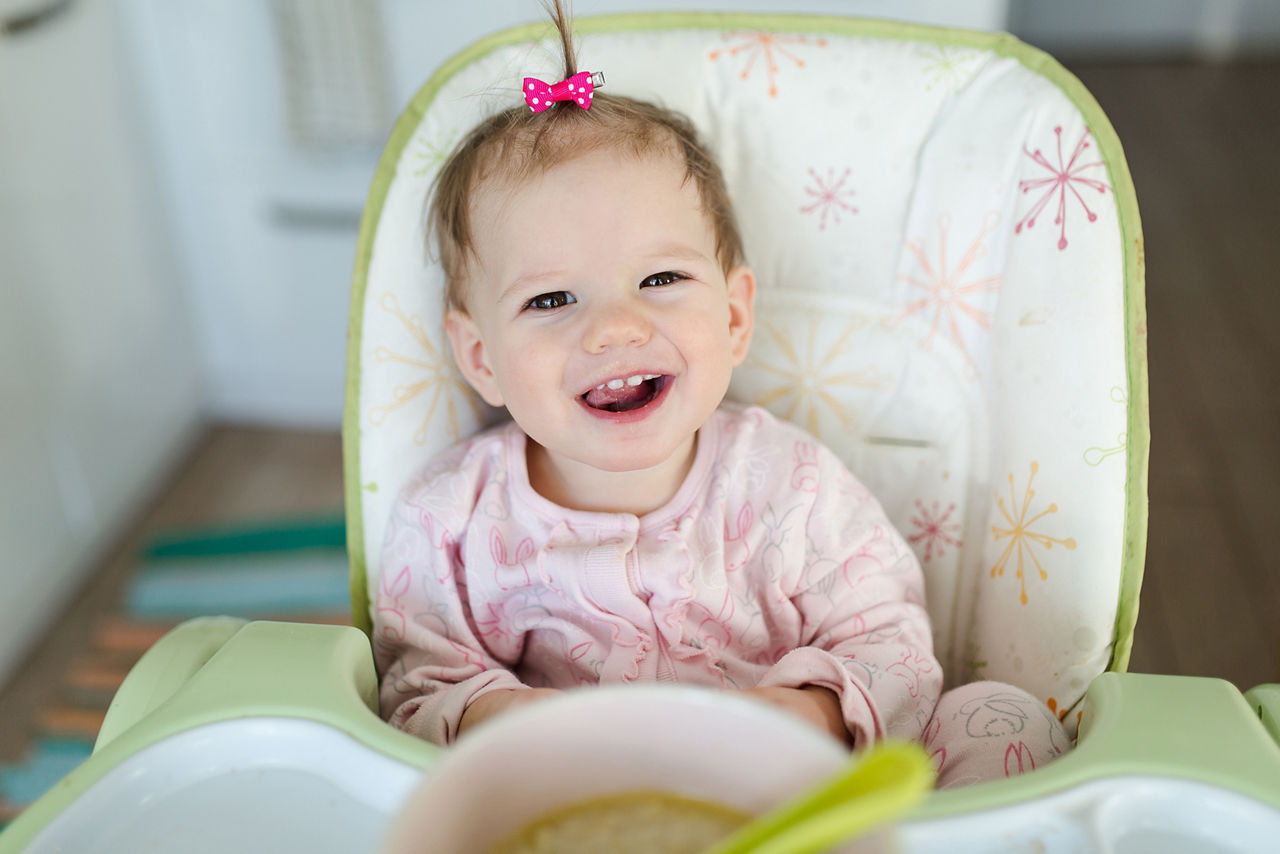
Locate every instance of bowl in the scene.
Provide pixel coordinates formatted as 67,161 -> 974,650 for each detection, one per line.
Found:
381,685 -> 850,854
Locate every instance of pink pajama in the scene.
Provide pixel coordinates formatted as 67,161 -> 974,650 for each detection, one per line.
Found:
374,404 -> 1068,785
925,681 -> 1070,788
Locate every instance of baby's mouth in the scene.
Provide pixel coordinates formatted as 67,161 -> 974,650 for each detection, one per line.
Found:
581,373 -> 668,413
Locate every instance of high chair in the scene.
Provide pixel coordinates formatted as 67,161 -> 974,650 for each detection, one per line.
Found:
3,12 -> 1278,853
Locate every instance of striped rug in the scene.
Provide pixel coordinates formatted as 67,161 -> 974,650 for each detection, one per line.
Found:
0,516 -> 352,828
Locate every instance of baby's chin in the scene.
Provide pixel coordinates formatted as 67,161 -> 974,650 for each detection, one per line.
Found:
529,432 -> 698,477
544,444 -> 691,475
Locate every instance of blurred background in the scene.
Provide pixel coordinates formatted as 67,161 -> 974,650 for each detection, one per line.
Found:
2,0 -> 1278,731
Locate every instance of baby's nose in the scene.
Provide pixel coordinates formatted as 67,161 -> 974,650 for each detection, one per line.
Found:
582,301 -> 652,352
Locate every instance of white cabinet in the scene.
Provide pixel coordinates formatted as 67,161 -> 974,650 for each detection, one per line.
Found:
0,0 -> 203,685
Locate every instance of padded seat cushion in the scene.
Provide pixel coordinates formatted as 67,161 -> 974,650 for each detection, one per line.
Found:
345,14 -> 1147,736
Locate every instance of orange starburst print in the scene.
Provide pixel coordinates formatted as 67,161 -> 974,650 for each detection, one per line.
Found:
893,212 -> 1001,379
990,462 -> 1077,605
747,314 -> 884,438
368,292 -> 484,444
709,31 -> 826,97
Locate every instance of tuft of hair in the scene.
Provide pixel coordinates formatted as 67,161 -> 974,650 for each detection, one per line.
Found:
426,0 -> 744,311
548,0 -> 576,82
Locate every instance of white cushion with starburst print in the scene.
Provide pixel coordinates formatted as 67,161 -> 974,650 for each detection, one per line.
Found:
349,15 -> 1144,738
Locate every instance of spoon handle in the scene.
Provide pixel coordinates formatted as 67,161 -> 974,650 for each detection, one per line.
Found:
703,741 -> 933,854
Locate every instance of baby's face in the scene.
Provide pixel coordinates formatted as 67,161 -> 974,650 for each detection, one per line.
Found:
446,147 -> 754,487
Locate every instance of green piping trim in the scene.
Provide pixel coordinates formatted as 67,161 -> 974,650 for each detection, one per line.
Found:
342,13 -> 1149,665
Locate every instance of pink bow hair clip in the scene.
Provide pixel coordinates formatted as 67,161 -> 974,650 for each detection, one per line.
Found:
523,71 -> 605,113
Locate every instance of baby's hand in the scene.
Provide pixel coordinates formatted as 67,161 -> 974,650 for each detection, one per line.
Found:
458,687 -> 561,737
743,685 -> 853,748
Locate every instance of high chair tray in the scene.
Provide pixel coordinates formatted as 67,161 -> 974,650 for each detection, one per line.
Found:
1,620 -> 1277,853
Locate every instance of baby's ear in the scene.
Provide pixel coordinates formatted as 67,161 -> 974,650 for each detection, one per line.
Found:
445,309 -> 505,407
726,265 -> 756,366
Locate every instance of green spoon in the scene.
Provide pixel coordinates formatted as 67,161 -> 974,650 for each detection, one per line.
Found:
702,741 -> 934,854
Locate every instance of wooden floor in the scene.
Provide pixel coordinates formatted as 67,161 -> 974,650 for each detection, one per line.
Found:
0,427 -> 345,761
1068,61 -> 1280,688
1,60 -> 1278,761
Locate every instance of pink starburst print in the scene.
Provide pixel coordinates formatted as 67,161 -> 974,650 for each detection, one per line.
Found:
801,167 -> 858,230
709,31 -> 826,98
1015,126 -> 1110,251
908,499 -> 963,563
894,212 -> 1001,379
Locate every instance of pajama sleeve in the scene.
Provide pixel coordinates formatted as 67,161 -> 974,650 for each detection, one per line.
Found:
372,470 -> 528,746
754,442 -> 941,748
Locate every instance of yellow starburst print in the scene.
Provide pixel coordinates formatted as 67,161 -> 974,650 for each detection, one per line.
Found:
413,129 -> 458,177
708,31 -> 826,98
368,292 -> 484,444
892,212 -> 1001,380
747,314 -> 884,439
990,462 -> 1077,605
919,44 -> 981,93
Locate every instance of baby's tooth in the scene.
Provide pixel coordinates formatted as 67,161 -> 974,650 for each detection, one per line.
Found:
626,375 -> 644,387
596,384 -> 605,391
642,374 -> 660,381
607,379 -> 625,390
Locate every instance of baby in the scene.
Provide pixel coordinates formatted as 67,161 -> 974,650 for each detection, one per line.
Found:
375,1 -> 1067,787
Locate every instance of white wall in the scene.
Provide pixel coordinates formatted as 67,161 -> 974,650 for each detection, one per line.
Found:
0,0 -> 204,686
121,0 -> 378,428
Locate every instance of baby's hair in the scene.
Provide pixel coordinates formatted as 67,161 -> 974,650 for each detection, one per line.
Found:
427,0 -> 745,311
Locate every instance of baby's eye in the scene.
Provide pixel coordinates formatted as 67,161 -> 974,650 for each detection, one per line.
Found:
640,271 -> 685,289
525,291 -> 576,311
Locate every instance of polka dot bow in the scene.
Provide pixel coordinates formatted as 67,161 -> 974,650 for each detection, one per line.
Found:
522,71 -> 605,113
